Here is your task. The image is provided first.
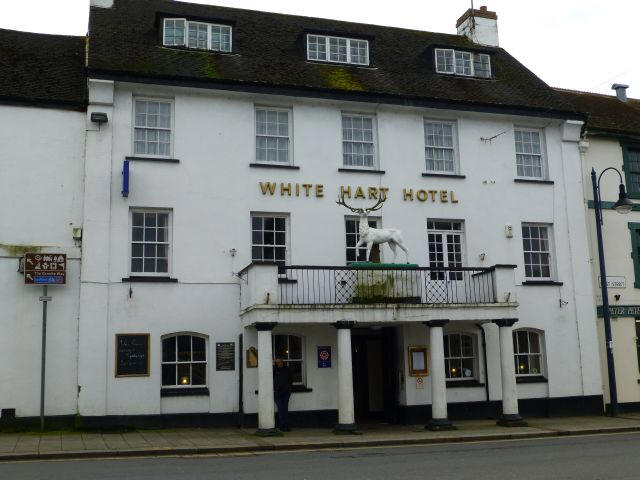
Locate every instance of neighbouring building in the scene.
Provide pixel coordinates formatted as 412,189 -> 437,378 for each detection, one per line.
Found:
0,29 -> 87,425
558,86 -> 640,412
1,0 -> 609,431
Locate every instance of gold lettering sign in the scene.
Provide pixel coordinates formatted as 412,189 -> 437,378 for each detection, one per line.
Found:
258,182 -> 459,203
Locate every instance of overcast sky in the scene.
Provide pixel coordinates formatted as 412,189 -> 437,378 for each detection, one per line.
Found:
1,0 -> 637,98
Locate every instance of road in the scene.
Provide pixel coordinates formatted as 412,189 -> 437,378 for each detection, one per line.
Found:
1,432 -> 639,480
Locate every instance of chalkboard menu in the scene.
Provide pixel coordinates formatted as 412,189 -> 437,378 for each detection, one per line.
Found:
115,334 -> 150,377
216,342 -> 235,371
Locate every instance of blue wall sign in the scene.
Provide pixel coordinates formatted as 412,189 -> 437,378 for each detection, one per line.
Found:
317,346 -> 331,368
122,160 -> 130,197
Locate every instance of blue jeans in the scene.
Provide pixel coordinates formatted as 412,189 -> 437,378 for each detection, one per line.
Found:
274,392 -> 291,429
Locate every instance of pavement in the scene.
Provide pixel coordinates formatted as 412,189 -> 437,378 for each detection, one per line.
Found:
1,413 -> 640,462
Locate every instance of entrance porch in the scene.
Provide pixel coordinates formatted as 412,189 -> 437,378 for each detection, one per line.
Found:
239,262 -> 526,433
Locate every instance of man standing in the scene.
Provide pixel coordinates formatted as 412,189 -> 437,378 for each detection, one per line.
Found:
273,358 -> 293,431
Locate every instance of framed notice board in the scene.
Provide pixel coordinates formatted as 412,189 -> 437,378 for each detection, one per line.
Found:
115,334 -> 150,377
216,342 -> 236,371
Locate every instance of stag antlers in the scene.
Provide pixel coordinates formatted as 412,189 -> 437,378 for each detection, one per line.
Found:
336,193 -> 387,213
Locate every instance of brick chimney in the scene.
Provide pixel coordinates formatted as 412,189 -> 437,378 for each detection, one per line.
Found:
456,6 -> 499,47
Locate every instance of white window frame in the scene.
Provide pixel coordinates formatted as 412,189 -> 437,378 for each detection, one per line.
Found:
435,48 -> 491,78
423,119 -> 458,174
513,329 -> 546,378
514,127 -> 547,180
254,106 -> 293,165
341,112 -> 378,170
129,208 -> 172,277
272,333 -> 306,385
132,97 -> 174,158
426,219 -> 465,281
443,332 -> 478,381
163,18 -> 186,46
306,34 -> 369,66
250,213 -> 290,268
161,333 -> 208,388
521,223 -> 555,280
345,216 -> 380,264
163,18 -> 232,52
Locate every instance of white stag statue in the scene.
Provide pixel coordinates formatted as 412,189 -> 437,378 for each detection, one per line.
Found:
336,194 -> 409,263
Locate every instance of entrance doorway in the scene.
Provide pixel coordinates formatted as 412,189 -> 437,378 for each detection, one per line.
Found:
351,327 -> 398,422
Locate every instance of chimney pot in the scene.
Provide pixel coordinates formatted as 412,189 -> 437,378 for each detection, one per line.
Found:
612,83 -> 629,102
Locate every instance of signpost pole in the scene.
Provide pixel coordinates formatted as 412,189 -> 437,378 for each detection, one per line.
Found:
39,285 -> 48,431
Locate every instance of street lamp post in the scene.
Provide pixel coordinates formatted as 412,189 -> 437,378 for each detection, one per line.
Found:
591,167 -> 634,417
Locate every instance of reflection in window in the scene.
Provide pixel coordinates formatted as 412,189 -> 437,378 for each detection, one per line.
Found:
162,334 -> 207,387
513,330 -> 543,376
444,333 -> 475,379
273,334 -> 304,384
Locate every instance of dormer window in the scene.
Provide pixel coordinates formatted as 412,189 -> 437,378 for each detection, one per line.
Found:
435,48 -> 491,78
163,18 -> 231,52
307,34 -> 369,66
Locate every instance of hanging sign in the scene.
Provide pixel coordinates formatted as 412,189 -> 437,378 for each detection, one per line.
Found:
317,346 -> 332,368
24,253 -> 66,285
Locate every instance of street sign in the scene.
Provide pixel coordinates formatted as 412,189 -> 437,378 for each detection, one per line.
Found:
24,253 -> 66,285
597,305 -> 640,317
598,276 -> 626,289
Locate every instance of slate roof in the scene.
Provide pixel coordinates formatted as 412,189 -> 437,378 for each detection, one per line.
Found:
554,88 -> 640,139
88,0 -> 580,118
0,29 -> 86,110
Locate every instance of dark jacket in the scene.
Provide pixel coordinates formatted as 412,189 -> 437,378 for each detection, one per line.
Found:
273,364 -> 293,395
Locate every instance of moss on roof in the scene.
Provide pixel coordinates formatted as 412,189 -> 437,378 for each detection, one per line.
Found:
87,0 -> 576,116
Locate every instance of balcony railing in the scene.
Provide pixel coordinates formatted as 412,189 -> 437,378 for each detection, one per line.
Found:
277,265 -> 496,306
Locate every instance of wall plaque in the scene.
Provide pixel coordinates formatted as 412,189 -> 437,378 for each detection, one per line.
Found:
246,347 -> 258,368
216,342 -> 235,371
115,334 -> 150,377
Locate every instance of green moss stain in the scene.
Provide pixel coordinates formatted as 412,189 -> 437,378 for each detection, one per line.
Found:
316,65 -> 365,92
0,244 -> 42,257
201,58 -> 221,79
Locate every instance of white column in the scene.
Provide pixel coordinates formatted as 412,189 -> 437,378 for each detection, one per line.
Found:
494,319 -> 527,426
256,323 -> 277,435
335,321 -> 356,432
425,320 -> 455,430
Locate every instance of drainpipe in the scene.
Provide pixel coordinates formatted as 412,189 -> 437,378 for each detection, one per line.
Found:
476,323 -> 491,416
238,333 -> 244,427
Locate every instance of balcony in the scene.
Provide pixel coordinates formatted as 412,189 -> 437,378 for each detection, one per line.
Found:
239,263 -> 518,325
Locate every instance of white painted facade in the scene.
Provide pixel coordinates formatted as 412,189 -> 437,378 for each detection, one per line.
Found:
69,78 -> 603,424
0,105 -> 85,418
581,136 -> 640,407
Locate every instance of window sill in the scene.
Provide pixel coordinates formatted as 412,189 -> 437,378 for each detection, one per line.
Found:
122,276 -> 179,283
516,376 -> 547,384
249,163 -> 300,170
514,178 -> 554,185
338,168 -> 385,174
161,387 -> 210,397
254,386 -> 312,394
521,280 -> 563,286
125,156 -> 180,163
422,172 -> 466,179
446,379 -> 485,388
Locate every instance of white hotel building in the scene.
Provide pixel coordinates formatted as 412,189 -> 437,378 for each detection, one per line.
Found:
0,0 -> 607,431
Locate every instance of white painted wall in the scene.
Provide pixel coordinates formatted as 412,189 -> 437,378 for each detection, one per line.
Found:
0,105 -> 85,417
73,80 -> 602,418
581,136 -> 640,405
